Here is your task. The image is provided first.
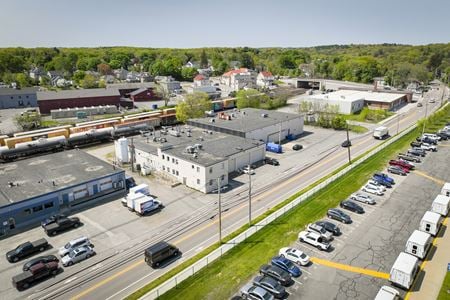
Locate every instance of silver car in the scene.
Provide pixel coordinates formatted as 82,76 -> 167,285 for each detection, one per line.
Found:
58,236 -> 92,257
61,245 -> 95,267
350,193 -> 375,204
240,283 -> 274,300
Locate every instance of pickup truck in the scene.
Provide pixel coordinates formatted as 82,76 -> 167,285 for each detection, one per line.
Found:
398,153 -> 421,163
12,261 -> 59,290
6,239 -> 49,263
43,217 -> 81,236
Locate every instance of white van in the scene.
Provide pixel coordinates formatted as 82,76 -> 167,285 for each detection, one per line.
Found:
405,230 -> 432,259
431,194 -> 450,216
374,286 -> 400,300
389,252 -> 419,289
419,211 -> 442,236
441,182 -> 450,197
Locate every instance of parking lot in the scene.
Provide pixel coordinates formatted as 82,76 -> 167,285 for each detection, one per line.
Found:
262,138 -> 450,299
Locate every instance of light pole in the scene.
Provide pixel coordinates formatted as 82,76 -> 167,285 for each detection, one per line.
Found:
248,164 -> 252,226
396,113 -> 401,135
422,100 -> 429,136
217,177 -> 222,244
346,121 -> 351,164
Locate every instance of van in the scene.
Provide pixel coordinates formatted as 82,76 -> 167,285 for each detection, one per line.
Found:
144,241 -> 180,268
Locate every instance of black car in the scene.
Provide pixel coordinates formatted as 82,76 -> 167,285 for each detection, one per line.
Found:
43,217 -> 81,236
387,165 -> 407,176
436,132 -> 449,140
259,264 -> 292,286
253,275 -> 286,299
40,214 -> 67,228
410,141 -> 422,148
22,255 -> 59,271
341,140 -> 351,147
292,144 -> 303,151
407,148 -> 426,157
340,200 -> 365,214
315,220 -> 341,236
264,157 -> 280,166
327,208 -> 352,224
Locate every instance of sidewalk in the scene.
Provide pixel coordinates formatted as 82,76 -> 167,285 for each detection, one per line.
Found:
408,218 -> 450,300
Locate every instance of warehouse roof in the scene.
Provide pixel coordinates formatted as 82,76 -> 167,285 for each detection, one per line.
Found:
37,88 -> 120,101
310,90 -> 407,104
0,150 -> 123,206
106,82 -> 156,90
187,108 -> 302,134
0,87 -> 39,96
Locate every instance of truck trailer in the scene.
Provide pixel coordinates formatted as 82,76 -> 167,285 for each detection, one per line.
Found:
389,252 -> 419,289
441,182 -> 450,197
121,184 -> 151,207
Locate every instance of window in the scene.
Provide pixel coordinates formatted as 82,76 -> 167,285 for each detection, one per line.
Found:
26,95 -> 29,98
209,167 -> 213,174
221,163 -> 224,169
172,158 -> 175,163
192,165 -> 194,169
221,175 -> 225,181
176,159 -> 179,165
24,208 -> 32,215
33,205 -> 43,212
197,179 -> 200,185
176,171 -> 179,176
162,155 -> 165,159
162,166 -> 165,171
44,202 -> 54,209
172,169 -> 175,175
167,156 -> 169,161
167,167 -> 170,173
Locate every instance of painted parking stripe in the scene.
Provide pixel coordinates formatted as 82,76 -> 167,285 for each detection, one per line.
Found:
301,269 -> 312,275
310,257 -> 389,279
413,170 -> 445,185
292,278 -> 303,285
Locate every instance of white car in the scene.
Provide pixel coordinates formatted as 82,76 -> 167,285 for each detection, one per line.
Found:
298,231 -> 330,251
61,245 -> 95,267
242,166 -> 255,175
350,193 -> 375,204
58,236 -> 92,257
278,247 -> 310,266
422,133 -> 440,141
367,180 -> 386,191
420,143 -> 437,152
362,184 -> 384,196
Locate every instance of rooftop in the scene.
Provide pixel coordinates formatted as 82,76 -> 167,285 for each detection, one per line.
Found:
0,87 -> 39,96
310,89 -> 407,103
37,88 -> 120,101
106,82 -> 156,90
393,252 -> 418,274
187,108 -> 302,134
0,150 -> 123,206
408,230 -> 431,245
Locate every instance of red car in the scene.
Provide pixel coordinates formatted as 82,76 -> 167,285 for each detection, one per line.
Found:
388,159 -> 414,170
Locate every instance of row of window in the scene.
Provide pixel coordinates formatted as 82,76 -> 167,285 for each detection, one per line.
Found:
161,154 -> 179,165
9,95 -> 30,99
23,201 -> 54,215
162,166 -> 180,176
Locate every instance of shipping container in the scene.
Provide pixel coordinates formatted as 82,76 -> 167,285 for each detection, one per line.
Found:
404,230 -> 432,259
75,117 -> 122,127
212,101 -> 223,112
431,194 -> 450,216
0,135 -> 8,146
389,252 -> 419,289
123,111 -> 162,120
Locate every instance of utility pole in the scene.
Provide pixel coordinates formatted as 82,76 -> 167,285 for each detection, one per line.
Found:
248,164 -> 252,226
346,122 -> 351,164
130,137 -> 135,172
217,177 -> 222,244
278,121 -> 282,145
422,100 -> 429,136
396,114 -> 400,135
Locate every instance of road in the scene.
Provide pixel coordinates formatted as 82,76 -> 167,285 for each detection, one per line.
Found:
23,87 -> 446,300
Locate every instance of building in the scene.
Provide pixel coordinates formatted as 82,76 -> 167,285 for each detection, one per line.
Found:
0,150 -> 126,237
37,88 -> 121,114
132,128 -> 265,193
0,87 -> 39,109
114,68 -> 129,80
221,68 -> 257,91
193,74 -> 210,87
50,105 -> 118,119
305,90 -> 366,114
187,108 -> 304,143
159,76 -> 181,93
257,71 -> 275,88
129,88 -> 159,101
106,82 -> 157,97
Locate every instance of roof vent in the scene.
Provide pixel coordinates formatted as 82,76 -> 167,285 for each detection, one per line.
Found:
194,143 -> 203,150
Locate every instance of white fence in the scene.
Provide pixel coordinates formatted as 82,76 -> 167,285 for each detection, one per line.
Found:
141,124 -> 418,299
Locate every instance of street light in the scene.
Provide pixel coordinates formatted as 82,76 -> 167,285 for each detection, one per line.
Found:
346,121 -> 351,164
217,177 -> 222,244
248,164 -> 252,226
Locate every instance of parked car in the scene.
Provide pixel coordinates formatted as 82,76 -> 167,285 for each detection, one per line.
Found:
12,261 -> 59,290
264,157 -> 279,166
341,140 -> 352,147
278,247 -> 310,266
327,208 -> 352,224
422,133 -> 441,141
436,132 -> 448,140
292,144 -> 303,151
242,166 -> 255,175
408,148 -> 426,157
6,239 -> 49,263
58,236 -> 92,257
373,172 -> 395,185
22,255 -> 59,272
61,245 -> 95,267
410,141 -> 422,148
253,275 -> 286,299
387,165 -> 407,176
259,264 -> 292,286
371,176 -> 392,188
350,193 -> 375,205
367,180 -> 387,191
271,256 -> 301,277
43,217 -> 81,236
306,223 -> 333,241
417,136 -> 437,145
40,214 -> 67,228
389,159 -> 414,170
240,283 -> 275,300
420,143 -> 437,152
362,184 -> 384,196
315,220 -> 341,236
298,231 -> 331,251
398,153 -> 421,163
340,200 -> 365,214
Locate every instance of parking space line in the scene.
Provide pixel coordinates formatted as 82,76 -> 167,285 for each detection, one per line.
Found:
412,170 -> 445,185
301,269 -> 312,275
310,257 -> 389,279
292,278 -> 303,285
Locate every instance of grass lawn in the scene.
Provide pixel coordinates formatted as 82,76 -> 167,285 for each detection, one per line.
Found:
344,108 -> 394,123
349,124 -> 369,133
437,272 -> 450,300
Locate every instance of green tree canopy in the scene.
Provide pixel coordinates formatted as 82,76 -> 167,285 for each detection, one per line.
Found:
176,92 -> 211,123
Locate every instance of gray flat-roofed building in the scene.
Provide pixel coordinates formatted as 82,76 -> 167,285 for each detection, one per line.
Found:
187,108 -> 304,143
0,87 -> 39,109
0,150 -> 126,238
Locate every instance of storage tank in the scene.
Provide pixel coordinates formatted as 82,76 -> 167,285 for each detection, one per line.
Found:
115,137 -> 129,163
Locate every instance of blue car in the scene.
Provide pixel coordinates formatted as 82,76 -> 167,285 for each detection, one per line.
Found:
271,255 -> 301,277
373,173 -> 395,185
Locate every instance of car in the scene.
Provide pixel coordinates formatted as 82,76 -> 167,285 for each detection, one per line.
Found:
253,275 -> 286,299
373,172 -> 395,184
242,166 -> 255,175
410,141 -> 422,148
306,223 -> 333,241
362,184 -> 384,196
298,231 -> 331,251
22,255 -> 59,272
371,176 -> 392,188
350,193 -> 375,204
367,180 -> 387,191
41,214 -> 67,228
417,102 -> 423,107
398,153 -> 421,163
340,200 -> 365,214
436,132 -> 448,140
341,140 -> 352,147
315,220 -> 341,236
259,264 -> 292,286
429,98 -> 436,103
278,247 -> 310,266
388,159 -> 414,170
292,144 -> 303,151
264,157 -> 279,166
327,208 -> 352,223
58,236 -> 92,257
271,256 -> 301,277
422,133 -> 441,141
408,148 -> 426,157
420,143 -> 437,152
387,165 -> 407,176
61,245 -> 95,267
240,283 -> 275,300
418,136 -> 437,145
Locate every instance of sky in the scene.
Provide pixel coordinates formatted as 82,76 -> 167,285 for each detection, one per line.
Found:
0,0 -> 449,48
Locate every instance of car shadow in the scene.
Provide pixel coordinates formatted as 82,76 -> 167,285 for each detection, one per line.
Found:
17,267 -> 64,291
150,253 -> 183,269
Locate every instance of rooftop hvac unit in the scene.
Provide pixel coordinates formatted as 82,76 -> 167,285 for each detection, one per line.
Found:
194,143 -> 203,150
210,118 -> 215,123
168,129 -> 180,137
187,132 -> 192,137
193,153 -> 198,158
186,146 -> 195,153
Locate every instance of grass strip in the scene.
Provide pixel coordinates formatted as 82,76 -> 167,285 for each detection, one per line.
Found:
437,271 -> 450,300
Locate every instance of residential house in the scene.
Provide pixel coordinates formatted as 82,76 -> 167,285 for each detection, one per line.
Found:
29,67 -> 46,81
47,71 -> 64,87
193,74 -> 210,87
126,71 -> 140,83
184,61 -> 199,69
159,76 -> 181,93
114,68 -> 129,80
221,68 -> 256,91
256,71 -> 275,88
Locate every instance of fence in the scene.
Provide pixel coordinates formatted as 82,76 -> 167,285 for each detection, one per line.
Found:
141,123 -> 419,299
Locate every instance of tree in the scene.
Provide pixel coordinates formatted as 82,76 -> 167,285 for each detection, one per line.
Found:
109,59 -> 122,70
15,112 -> 42,130
236,89 -> 268,109
176,92 -> 211,123
81,74 -> 98,89
240,53 -> 255,69
97,63 -> 112,75
72,70 -> 86,85
200,49 -> 208,68
181,67 -> 198,81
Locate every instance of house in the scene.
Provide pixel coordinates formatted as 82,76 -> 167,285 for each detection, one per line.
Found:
103,75 -> 116,84
139,72 -> 153,82
197,66 -> 214,76
257,71 -> 275,88
0,87 -> 39,109
374,77 -> 388,89
55,78 -> 72,88
159,76 -> 181,93
29,67 -> 46,81
129,87 -> 159,101
193,74 -> 210,87
184,61 -> 199,69
221,68 -> 257,91
126,71 -> 140,83
114,68 -> 129,80
47,71 -> 64,87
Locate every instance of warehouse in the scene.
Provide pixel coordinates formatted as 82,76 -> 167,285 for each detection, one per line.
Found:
187,108 -> 304,143
0,150 -> 126,238
0,87 -> 39,109
37,88 -> 121,114
130,127 -> 265,193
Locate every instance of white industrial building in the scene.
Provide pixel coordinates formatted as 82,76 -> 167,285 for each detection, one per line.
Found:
128,128 -> 265,193
187,108 -> 304,143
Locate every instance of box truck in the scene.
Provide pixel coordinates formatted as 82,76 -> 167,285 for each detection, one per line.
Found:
373,126 -> 389,139
389,252 -> 419,289
121,184 -> 151,207
441,182 -> 450,197
405,230 -> 432,259
431,194 -> 450,216
125,192 -> 147,211
419,211 -> 442,236
134,195 -> 163,216
374,286 -> 400,300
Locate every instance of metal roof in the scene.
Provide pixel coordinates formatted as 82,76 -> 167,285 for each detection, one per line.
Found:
37,88 -> 120,101
0,87 -> 39,96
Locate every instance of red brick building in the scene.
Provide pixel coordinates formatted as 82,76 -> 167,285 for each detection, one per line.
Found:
37,89 -> 121,114
129,87 -> 159,101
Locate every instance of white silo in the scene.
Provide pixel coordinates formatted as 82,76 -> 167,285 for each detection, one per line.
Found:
115,137 -> 129,163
